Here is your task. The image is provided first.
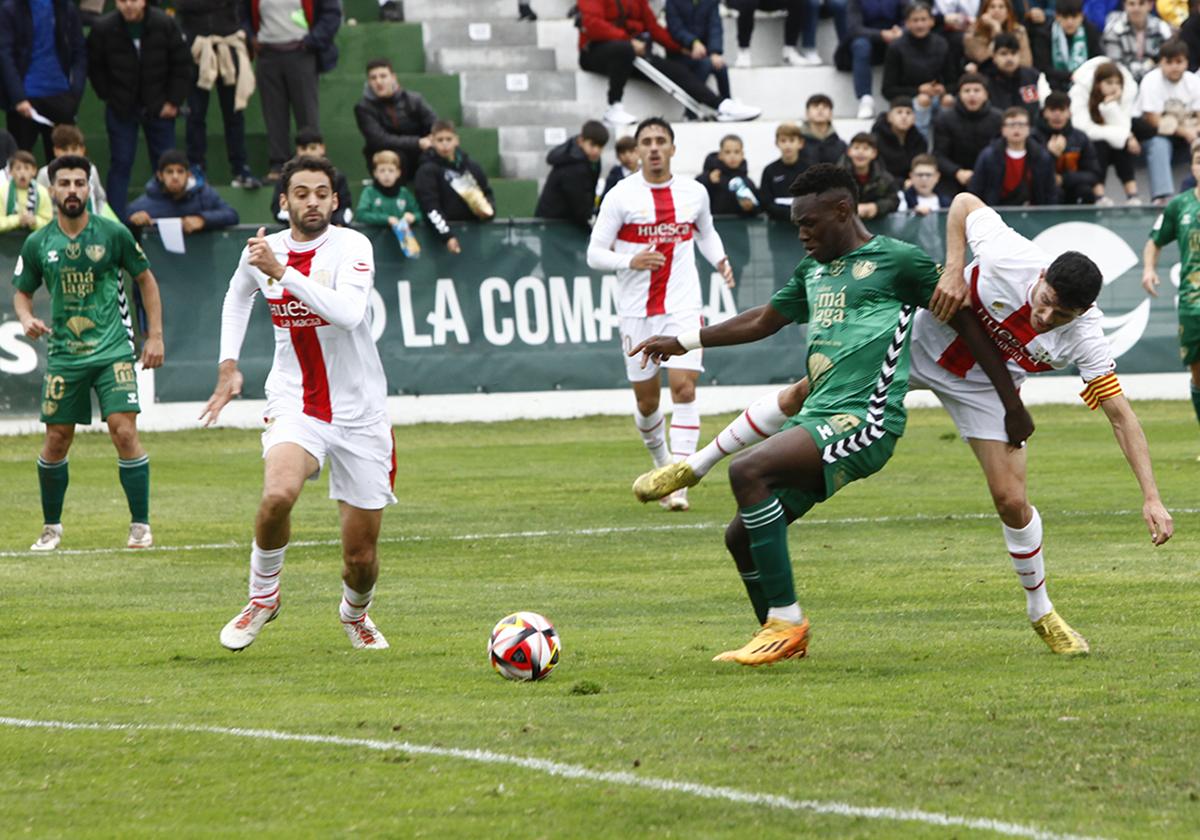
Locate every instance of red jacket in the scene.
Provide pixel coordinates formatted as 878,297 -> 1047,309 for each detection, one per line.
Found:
577,0 -> 682,52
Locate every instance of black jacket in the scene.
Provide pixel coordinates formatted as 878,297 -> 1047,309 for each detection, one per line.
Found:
87,8 -> 192,119
902,185 -> 951,209
696,152 -> 760,217
1183,14 -> 1200,72
414,148 -> 496,242
602,164 -> 634,198
1032,117 -> 1101,176
1029,19 -> 1101,90
871,112 -> 928,181
881,31 -> 955,100
0,0 -> 87,109
839,155 -> 900,217
800,121 -> 848,165
984,64 -> 1044,123
759,154 -> 812,221
268,168 -> 354,227
933,100 -> 1004,184
969,137 -> 1059,205
354,84 -> 439,175
175,0 -> 241,39
535,137 -> 602,230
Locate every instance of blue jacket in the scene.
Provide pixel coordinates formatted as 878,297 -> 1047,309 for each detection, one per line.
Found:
127,177 -> 240,229
665,0 -> 724,54
0,0 -> 87,110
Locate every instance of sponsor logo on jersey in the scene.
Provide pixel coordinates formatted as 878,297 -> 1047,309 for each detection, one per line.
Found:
616,221 -> 695,245
65,242 -> 82,260
61,269 -> 96,297
852,260 -> 875,280
812,286 -> 847,328
86,244 -> 106,262
42,400 -> 58,417
65,316 -> 95,337
268,292 -> 330,329
828,413 -> 861,433
808,352 -> 833,383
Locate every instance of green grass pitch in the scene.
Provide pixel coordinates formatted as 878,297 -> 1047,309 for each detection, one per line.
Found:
0,402 -> 1197,838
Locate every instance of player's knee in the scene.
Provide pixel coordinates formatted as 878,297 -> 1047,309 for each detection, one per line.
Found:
671,381 -> 696,404
343,545 -> 376,571
724,517 -> 747,556
727,453 -> 761,493
991,490 -> 1028,524
259,488 -> 298,521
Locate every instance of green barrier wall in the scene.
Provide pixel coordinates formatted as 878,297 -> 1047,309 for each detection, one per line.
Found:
0,209 -> 1187,416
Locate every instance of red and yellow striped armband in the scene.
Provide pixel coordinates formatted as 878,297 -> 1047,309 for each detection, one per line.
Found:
1080,372 -> 1123,410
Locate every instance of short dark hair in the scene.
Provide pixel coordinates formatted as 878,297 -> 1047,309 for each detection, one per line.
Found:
957,71 -> 989,91
1003,106 -> 1030,123
281,155 -> 337,193
634,116 -> 674,142
1056,0 -> 1084,15
51,124 -> 84,150
789,162 -> 859,200
156,149 -> 189,171
1159,37 -> 1189,62
720,133 -> 743,148
1044,91 -> 1071,111
1044,251 -> 1102,310
806,93 -> 833,109
580,119 -> 609,147
47,154 -> 92,183
910,153 -> 938,170
295,128 -> 324,148
9,149 -> 36,168
431,119 -> 457,135
615,135 -> 637,154
993,32 -> 1020,53
366,57 -> 393,73
889,95 -> 914,110
903,0 -> 933,17
849,132 -> 878,149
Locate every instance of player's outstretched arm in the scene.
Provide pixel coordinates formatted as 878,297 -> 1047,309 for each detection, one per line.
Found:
1100,394 -> 1173,545
929,192 -> 983,321
200,359 -> 244,428
12,291 -> 51,339
948,308 -> 1034,447
1142,239 -> 1162,297
628,303 -> 792,368
133,269 -> 164,369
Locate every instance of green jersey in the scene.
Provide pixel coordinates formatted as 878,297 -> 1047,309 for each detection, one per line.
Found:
1150,189 -> 1200,316
770,235 -> 939,437
12,214 -> 150,370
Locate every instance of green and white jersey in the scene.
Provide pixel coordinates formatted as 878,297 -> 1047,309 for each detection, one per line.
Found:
770,235 -> 939,437
1150,189 -> 1200,316
12,215 -> 150,369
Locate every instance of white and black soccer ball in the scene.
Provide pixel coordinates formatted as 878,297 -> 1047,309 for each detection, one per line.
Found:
488,611 -> 561,681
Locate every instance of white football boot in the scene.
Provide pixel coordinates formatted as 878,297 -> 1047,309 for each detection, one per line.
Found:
342,615 -> 390,650
127,523 -> 153,549
220,600 -> 281,651
31,523 -> 63,551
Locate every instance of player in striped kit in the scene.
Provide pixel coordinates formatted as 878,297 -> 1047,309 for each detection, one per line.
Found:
587,117 -> 735,511
201,157 -> 396,652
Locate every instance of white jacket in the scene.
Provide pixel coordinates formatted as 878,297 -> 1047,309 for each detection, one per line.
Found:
1070,56 -> 1136,147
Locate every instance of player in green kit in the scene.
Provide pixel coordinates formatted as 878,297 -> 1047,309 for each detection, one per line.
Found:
11,155 -> 165,551
631,165 -> 1033,666
1143,143 -> 1200,434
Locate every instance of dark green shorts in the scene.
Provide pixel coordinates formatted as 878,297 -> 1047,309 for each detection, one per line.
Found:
1179,315 -> 1200,367
40,359 -> 140,425
773,413 -> 899,519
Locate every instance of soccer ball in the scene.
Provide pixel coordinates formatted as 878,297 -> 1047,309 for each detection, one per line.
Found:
488,611 -> 561,681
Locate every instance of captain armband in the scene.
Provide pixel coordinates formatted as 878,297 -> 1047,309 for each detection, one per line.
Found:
1080,372 -> 1123,410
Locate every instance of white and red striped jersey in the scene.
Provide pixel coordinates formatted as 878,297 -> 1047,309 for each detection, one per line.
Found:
587,172 -> 727,317
219,226 -> 388,426
910,207 -> 1119,408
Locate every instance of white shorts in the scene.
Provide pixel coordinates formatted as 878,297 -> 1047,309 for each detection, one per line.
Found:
619,310 -> 705,383
262,413 -> 398,509
909,354 -> 1010,443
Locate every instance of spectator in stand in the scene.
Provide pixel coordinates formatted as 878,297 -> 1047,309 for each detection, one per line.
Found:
87,0 -> 192,221
881,1 -> 955,138
0,0 -> 86,162
934,0 -> 977,71
415,120 -> 495,255
1102,0 -> 1173,84
873,96 -> 929,180
934,71 -> 1005,193
901,152 -> 951,211
577,0 -> 761,126
354,58 -> 438,180
601,134 -> 639,198
1070,57 -> 1141,203
1034,90 -> 1101,202
969,105 -> 1059,203
801,93 -> 849,162
1134,37 -> 1200,203
536,119 -> 610,230
35,125 -> 116,219
760,122 -> 813,220
179,0 -> 260,189
0,150 -> 52,232
697,134 -> 761,216
126,148 -> 240,233
1182,0 -> 1200,71
965,0 -> 1033,67
838,131 -> 900,218
355,149 -> 422,228
1157,0 -> 1189,26
268,129 -> 353,225
243,0 -> 341,182
725,0 -> 821,67
1030,0 -> 1102,91
984,32 -> 1050,122
665,0 -> 731,119
838,0 -> 907,118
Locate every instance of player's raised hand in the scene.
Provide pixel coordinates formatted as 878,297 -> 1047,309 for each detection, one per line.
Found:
1144,499 -> 1174,546
930,263 -> 970,322
140,335 -> 164,369
200,361 -> 244,427
1141,268 -> 1160,297
717,257 -> 736,288
247,226 -> 285,281
1004,405 -> 1035,449
629,335 -> 685,369
629,248 -> 667,271
19,316 -> 51,340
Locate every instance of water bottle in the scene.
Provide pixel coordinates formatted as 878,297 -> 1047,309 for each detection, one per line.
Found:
728,177 -> 758,207
392,217 -> 421,259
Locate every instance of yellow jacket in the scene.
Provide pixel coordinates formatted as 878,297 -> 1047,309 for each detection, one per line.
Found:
0,179 -> 53,233
1157,0 -> 1188,27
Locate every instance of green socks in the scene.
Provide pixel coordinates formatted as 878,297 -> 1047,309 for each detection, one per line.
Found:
118,455 -> 150,524
37,457 -> 69,525
1191,384 -> 1200,426
738,569 -> 769,625
739,495 -> 796,608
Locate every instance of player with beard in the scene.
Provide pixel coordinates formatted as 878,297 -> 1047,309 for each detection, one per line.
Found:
202,156 -> 395,652
12,154 -> 165,551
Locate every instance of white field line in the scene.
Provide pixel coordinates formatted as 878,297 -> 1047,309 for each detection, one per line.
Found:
0,508 -> 1194,560
0,716 -> 1107,840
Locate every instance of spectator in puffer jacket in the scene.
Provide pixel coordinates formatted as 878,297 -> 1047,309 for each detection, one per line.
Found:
968,105 -> 1059,204
881,1 -> 954,138
354,57 -> 438,179
535,119 -> 609,230
697,134 -> 761,216
1069,56 -> 1141,203
838,132 -> 900,218
126,149 -> 240,233
933,72 -> 1004,193
872,96 -> 929,181
801,93 -> 849,163
1033,90 -> 1101,203
414,120 -> 495,255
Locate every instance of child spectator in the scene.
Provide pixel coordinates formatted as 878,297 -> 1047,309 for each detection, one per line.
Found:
269,130 -> 355,226
126,149 -> 239,233
801,94 -> 849,163
1133,38 -> 1200,203
873,96 -> 929,180
1070,57 -> 1141,203
969,105 -> 1059,204
726,0 -> 819,67
536,119 -> 610,230
881,1 -> 954,138
839,132 -> 900,218
355,149 -> 423,227
965,0 -> 1033,66
1030,0 -> 1102,91
601,135 -> 639,198
0,150 -> 52,233
1102,0 -> 1173,84
1034,90 -> 1101,203
933,72 -> 1004,192
902,153 -> 950,211
415,120 -> 496,254
838,0 -> 907,118
698,134 -> 761,216
35,125 -> 116,220
760,122 -> 813,220
984,32 -> 1050,123
665,0 -> 732,106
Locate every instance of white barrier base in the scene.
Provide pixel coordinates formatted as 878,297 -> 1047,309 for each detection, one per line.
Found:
0,371 -> 1190,436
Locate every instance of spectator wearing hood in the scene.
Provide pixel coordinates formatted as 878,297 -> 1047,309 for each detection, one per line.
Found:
1033,90 -> 1100,203
414,120 -> 495,255
697,134 -> 761,216
354,58 -> 438,180
839,132 -> 900,219
873,96 -> 929,181
933,72 -> 1004,193
535,119 -> 609,230
881,1 -> 954,139
126,149 -> 239,233
969,105 -> 1059,204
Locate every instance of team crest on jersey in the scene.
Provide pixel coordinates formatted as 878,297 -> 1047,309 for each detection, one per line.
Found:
312,269 -> 332,288
86,244 -> 106,262
852,260 -> 875,280
826,259 -> 846,277
65,242 -> 82,260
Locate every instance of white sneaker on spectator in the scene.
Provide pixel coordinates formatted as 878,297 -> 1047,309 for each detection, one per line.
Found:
717,98 -> 762,122
1095,195 -> 1114,207
603,102 -> 638,126
1126,195 -> 1143,206
857,94 -> 876,119
781,46 -> 820,66
799,47 -> 822,64
734,52 -> 752,69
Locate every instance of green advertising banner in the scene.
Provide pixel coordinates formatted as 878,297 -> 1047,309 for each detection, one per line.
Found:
0,208 -> 1189,416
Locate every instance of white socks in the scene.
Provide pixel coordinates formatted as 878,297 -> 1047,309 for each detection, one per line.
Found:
249,542 -> 285,607
340,583 -> 374,623
689,388 -> 788,477
635,408 -> 672,467
1002,507 -> 1053,622
669,400 -> 701,462
767,603 -> 803,623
